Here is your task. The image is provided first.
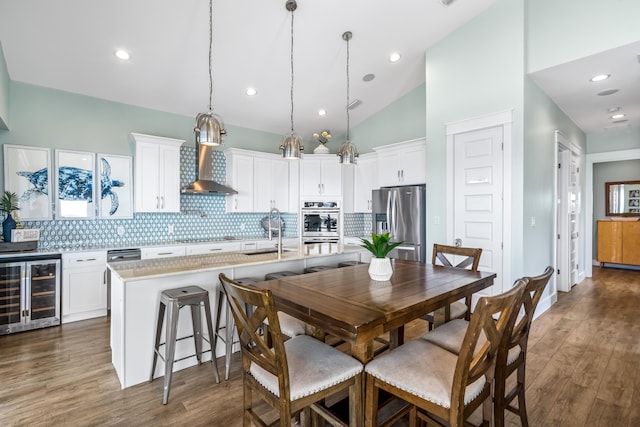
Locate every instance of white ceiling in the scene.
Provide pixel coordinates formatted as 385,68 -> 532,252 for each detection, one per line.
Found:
0,0 -> 496,143
0,0 -> 637,144
530,40 -> 640,138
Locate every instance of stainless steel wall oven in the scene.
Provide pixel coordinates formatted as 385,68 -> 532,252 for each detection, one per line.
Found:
301,201 -> 341,243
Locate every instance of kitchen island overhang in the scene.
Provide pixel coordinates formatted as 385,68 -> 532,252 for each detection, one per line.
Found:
108,243 -> 365,389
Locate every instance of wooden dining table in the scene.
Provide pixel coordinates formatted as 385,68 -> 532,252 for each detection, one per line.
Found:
253,259 -> 497,364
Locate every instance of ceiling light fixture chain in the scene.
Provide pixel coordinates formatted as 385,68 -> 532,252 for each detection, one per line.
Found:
345,31 -> 351,142
208,0 -> 213,111
279,0 -> 303,159
338,31 -> 358,164
289,0 -> 295,135
194,0 -> 226,147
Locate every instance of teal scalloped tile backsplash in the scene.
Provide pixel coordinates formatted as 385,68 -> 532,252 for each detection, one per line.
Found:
22,147 -> 367,250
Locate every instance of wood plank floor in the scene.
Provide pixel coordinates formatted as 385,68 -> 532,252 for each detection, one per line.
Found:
1,266 -> 639,426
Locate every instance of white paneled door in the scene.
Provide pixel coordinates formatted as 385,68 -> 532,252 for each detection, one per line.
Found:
453,126 -> 504,296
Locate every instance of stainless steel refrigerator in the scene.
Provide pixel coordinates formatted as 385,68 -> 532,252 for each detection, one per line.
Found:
372,185 -> 426,263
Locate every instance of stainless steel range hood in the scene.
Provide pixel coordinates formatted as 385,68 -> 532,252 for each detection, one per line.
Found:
181,142 -> 237,195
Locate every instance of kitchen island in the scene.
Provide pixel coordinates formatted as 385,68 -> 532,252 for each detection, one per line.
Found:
107,242 -> 365,389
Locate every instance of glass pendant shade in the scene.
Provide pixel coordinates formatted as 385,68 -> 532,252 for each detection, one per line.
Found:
280,133 -> 303,159
338,140 -> 358,164
195,111 -> 226,146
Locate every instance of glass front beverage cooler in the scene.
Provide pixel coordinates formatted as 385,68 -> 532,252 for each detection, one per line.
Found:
0,255 -> 61,335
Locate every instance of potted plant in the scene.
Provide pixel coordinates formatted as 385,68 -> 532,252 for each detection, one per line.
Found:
1,191 -> 20,242
360,232 -> 403,281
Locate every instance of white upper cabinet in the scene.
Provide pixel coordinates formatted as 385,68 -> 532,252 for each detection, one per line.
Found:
353,154 -> 378,213
373,138 -> 426,187
132,133 -> 184,213
225,149 -> 254,213
253,155 -> 290,212
224,149 -> 292,213
300,154 -> 342,197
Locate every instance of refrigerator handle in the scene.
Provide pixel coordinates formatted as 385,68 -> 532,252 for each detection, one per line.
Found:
386,191 -> 392,235
392,190 -> 399,237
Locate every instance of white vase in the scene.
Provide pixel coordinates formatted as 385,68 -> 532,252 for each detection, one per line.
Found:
368,257 -> 393,281
313,144 -> 330,154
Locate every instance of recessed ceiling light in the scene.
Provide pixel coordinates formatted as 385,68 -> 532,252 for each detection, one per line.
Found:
611,113 -> 626,120
245,87 -> 257,96
597,89 -> 619,96
362,73 -> 375,82
114,49 -> 131,61
317,109 -> 327,116
607,106 -> 620,113
388,52 -> 402,63
590,74 -> 610,82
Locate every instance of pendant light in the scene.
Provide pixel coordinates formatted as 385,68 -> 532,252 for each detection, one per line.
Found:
279,0 -> 304,159
194,0 -> 226,146
337,31 -> 359,164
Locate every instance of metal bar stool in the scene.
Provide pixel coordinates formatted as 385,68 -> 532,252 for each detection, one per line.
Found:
214,277 -> 256,381
150,286 -> 219,404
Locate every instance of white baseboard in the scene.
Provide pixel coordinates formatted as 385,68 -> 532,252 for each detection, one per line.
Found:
532,292 -> 557,321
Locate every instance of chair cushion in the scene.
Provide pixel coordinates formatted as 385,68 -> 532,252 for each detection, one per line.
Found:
422,319 -> 521,364
250,335 -> 363,401
264,312 -> 307,338
425,300 -> 468,322
365,339 -> 486,408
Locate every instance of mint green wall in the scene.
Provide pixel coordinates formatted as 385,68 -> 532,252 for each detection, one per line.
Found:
350,83 -> 426,153
523,77 -> 585,283
587,130 -> 640,154
425,0 -> 526,282
527,0 -> 640,73
0,42 -> 9,130
0,82 -> 284,189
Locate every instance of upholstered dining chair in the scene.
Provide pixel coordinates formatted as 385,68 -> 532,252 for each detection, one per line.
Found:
422,266 -> 554,427
218,273 -> 363,427
423,244 -> 483,330
364,280 -> 525,427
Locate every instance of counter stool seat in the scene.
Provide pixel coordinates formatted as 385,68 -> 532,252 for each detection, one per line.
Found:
265,271 -> 299,280
150,285 -> 219,404
303,265 -> 335,273
338,261 -> 365,268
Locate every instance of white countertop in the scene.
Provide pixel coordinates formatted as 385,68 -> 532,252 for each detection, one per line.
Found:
108,242 -> 364,281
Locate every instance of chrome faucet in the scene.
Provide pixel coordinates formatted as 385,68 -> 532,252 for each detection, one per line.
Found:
268,207 -> 283,257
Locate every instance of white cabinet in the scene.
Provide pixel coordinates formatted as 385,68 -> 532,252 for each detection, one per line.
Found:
253,155 -> 290,212
300,154 -> 343,197
373,138 -> 426,187
347,154 -> 377,213
132,133 -> 184,213
185,242 -> 241,255
62,250 -> 108,323
141,245 -> 186,260
225,149 -> 254,213
225,149 -> 293,213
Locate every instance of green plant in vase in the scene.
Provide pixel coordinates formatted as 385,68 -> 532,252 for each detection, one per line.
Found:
361,232 -> 403,281
1,191 -> 20,242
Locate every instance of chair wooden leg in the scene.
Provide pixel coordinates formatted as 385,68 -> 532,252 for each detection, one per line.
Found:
243,374 -> 252,427
516,363 -> 529,427
482,392 -> 492,427
494,373 -> 506,427
364,374 -> 378,427
350,373 -> 363,427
